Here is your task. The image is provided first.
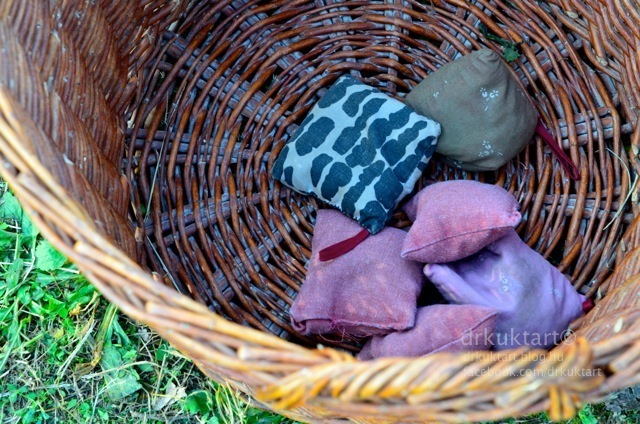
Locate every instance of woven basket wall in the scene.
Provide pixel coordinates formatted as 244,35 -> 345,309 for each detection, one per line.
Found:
1,0 -> 640,422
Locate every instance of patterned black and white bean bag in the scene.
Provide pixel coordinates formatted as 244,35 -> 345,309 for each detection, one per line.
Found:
272,75 -> 441,246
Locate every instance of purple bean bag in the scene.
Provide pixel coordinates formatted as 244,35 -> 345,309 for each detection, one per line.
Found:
424,228 -> 586,350
358,304 -> 498,359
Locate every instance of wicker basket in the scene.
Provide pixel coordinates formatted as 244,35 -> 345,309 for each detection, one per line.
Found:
1,0 -> 640,422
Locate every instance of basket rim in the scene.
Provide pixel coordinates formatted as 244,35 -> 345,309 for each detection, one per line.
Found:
3,0 -> 640,421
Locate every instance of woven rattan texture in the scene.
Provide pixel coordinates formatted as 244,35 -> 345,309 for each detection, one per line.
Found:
1,0 -> 640,422
129,0 -> 637,342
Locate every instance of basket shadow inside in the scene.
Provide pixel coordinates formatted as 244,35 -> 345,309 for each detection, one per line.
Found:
123,0 -> 637,355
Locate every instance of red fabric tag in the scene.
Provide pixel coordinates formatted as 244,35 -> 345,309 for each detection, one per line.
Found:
319,228 -> 371,261
535,118 -> 581,180
582,298 -> 594,313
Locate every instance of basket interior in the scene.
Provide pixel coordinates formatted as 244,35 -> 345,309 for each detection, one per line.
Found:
123,0 -> 637,352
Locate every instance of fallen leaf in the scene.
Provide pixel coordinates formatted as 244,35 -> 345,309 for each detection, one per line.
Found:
152,382 -> 187,411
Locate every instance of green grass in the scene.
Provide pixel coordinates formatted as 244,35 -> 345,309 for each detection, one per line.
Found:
0,183 -> 294,423
486,401 -> 639,423
0,180 -> 639,424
